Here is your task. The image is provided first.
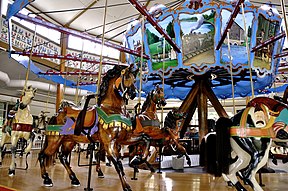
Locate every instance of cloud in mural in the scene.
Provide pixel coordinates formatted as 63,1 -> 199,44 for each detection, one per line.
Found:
146,16 -> 173,38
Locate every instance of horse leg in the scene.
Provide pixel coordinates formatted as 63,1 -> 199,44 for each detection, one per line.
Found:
9,132 -> 20,176
167,129 -> 192,166
222,173 -> 233,187
0,133 -> 7,166
23,132 -> 35,153
94,146 -> 104,178
144,161 -> 155,173
58,141 -> 80,187
129,134 -> 151,166
114,143 -> 126,176
105,142 -> 132,191
224,138 -> 250,191
247,140 -> 272,191
174,143 -> 191,166
39,136 -> 63,187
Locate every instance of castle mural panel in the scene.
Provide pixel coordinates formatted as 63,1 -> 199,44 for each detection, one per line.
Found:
180,10 -> 215,66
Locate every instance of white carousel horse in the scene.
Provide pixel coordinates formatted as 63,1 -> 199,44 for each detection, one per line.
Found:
0,85 -> 37,176
213,97 -> 288,191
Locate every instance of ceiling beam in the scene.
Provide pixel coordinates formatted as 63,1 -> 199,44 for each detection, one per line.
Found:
15,13 -> 150,59
10,51 -> 128,66
26,5 -> 62,26
86,13 -> 139,32
65,0 -> 99,27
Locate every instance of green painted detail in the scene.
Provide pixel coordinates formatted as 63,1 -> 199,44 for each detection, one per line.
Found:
47,125 -> 62,132
96,107 -> 132,126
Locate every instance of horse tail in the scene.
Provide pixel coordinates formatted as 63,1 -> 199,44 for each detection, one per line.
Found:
215,117 -> 232,177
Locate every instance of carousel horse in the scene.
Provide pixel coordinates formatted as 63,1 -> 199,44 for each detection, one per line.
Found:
43,99 -> 107,180
34,110 -> 49,134
130,86 -> 191,167
212,97 -> 288,191
0,85 -> 37,176
38,65 -> 150,191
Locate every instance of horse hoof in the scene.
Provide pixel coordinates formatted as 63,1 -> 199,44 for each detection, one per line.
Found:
8,169 -> 15,176
43,183 -> 53,187
106,163 -> 112,167
71,179 -> 81,187
123,186 -> 132,191
43,178 -> 53,187
98,172 -> 104,178
234,181 -> 247,191
227,181 -> 233,187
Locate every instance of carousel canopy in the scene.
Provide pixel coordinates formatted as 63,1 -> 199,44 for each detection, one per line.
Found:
125,0 -> 287,99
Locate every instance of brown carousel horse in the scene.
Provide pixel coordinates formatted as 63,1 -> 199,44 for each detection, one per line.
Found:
0,85 -> 37,176
38,65 -> 150,191
212,97 -> 288,191
130,85 -> 191,167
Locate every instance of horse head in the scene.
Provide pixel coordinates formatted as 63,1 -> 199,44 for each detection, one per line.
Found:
20,85 -> 37,109
117,64 -> 138,102
248,104 -> 269,128
37,111 -> 49,130
151,85 -> 166,108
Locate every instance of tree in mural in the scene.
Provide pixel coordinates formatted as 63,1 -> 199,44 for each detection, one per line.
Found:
146,29 -> 160,45
166,21 -> 175,38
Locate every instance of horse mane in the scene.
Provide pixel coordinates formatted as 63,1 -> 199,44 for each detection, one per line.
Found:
48,115 -> 57,125
60,100 -> 78,109
97,65 -> 127,105
141,91 -> 152,113
231,108 -> 253,127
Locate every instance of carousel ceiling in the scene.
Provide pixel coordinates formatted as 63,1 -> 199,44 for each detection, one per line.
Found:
24,0 -> 288,43
2,0 -> 288,101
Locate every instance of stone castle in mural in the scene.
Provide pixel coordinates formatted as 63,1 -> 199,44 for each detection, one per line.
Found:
182,31 -> 214,61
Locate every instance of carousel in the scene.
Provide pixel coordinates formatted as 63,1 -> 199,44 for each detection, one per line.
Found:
0,0 -> 287,191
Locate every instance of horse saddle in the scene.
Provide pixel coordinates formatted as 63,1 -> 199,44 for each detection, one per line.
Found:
12,123 -> 33,132
81,108 -> 96,128
74,107 -> 97,136
140,120 -> 161,127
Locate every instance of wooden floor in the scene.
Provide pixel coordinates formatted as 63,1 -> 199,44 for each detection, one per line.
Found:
0,151 -> 287,191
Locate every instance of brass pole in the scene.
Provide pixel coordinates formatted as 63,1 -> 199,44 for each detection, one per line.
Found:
96,0 -> 109,104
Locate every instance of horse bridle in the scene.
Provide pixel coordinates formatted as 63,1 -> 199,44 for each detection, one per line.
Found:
118,70 -> 136,102
19,102 -> 28,110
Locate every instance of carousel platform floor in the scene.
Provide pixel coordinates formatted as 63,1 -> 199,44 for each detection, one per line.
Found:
0,150 -> 287,191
